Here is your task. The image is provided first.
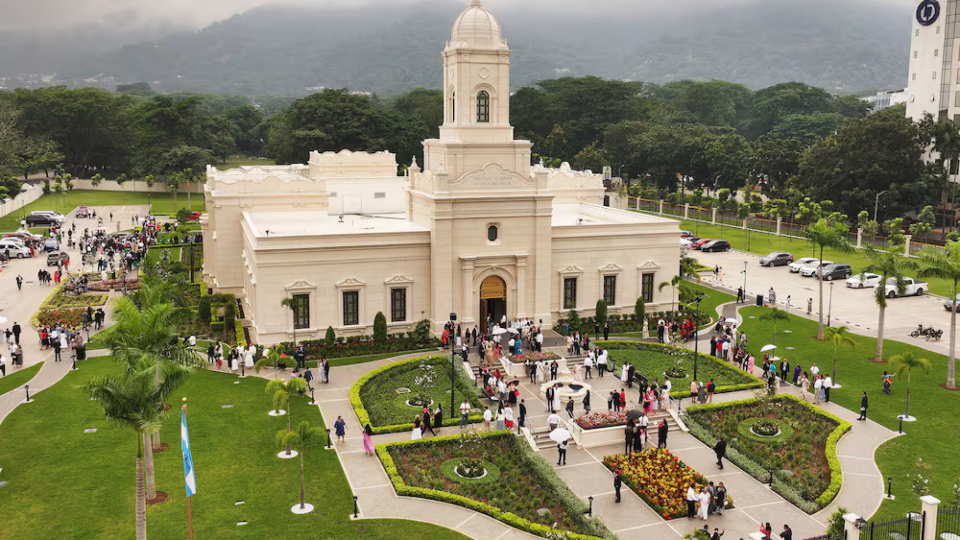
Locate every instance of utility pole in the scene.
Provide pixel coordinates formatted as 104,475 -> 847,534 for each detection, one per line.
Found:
874,191 -> 887,223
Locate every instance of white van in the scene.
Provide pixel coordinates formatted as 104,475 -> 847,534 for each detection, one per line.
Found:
0,240 -> 31,259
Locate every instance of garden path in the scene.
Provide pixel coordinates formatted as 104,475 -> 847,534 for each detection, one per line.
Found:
699,299 -> 902,523
0,204 -> 146,424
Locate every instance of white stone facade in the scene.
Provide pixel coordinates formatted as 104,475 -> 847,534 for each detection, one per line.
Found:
201,0 -> 680,344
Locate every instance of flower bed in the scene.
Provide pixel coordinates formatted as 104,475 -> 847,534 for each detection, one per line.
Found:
684,394 -> 851,512
378,431 -> 610,539
598,341 -> 763,397
603,448 -> 719,520
509,352 -> 561,363
89,278 -> 140,291
46,293 -> 108,309
575,411 -> 628,430
37,308 -> 85,328
280,334 -> 440,360
351,356 -> 484,434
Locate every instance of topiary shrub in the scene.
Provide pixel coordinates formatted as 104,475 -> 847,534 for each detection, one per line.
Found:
373,311 -> 387,345
198,296 -> 212,328
325,326 -> 336,347
634,296 -> 645,323
595,299 -> 607,328
412,319 -> 432,346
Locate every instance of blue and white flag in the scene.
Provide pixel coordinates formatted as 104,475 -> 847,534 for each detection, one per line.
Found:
181,409 -> 197,498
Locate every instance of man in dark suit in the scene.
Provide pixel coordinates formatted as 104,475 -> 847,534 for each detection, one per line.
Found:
614,468 -> 622,503
858,392 -> 868,421
518,400 -> 526,432
714,437 -> 727,470
545,386 -> 555,413
658,419 -> 668,448
11,322 -> 21,345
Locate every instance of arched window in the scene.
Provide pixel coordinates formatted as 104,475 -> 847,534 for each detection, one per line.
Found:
477,91 -> 490,123
450,92 -> 456,122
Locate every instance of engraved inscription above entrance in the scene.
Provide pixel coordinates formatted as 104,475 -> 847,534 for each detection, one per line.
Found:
450,163 -> 535,190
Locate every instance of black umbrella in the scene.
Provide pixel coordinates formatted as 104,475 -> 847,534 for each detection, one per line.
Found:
626,409 -> 642,420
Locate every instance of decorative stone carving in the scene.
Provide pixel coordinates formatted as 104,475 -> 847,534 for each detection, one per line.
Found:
336,277 -> 366,287
450,163 -> 535,190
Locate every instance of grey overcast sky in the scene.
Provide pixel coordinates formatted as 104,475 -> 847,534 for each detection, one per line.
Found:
0,0 -> 914,31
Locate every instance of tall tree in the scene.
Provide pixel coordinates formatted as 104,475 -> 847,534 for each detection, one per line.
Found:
759,308 -> 790,345
824,325 -> 856,383
804,219 -> 853,339
917,241 -> 960,389
862,247 -> 919,362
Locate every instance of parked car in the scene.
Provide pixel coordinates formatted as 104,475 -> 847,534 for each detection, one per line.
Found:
818,263 -> 852,281
691,238 -> 712,250
800,260 -> 833,277
29,210 -> 65,223
0,241 -> 31,259
43,238 -> 60,252
878,277 -> 927,298
944,293 -> 960,312
760,252 -> 794,267
185,212 -> 202,221
788,257 -> 818,273
75,205 -> 92,218
24,214 -> 60,227
2,232 -> 42,246
680,230 -> 693,238
46,250 -> 70,266
701,240 -> 731,252
846,272 -> 882,289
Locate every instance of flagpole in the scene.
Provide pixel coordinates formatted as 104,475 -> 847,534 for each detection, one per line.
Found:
183,400 -> 194,540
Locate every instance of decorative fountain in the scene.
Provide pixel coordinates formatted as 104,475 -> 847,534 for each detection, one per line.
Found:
540,362 -> 592,404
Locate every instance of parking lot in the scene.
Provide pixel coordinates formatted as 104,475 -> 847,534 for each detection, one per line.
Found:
692,248 -> 956,357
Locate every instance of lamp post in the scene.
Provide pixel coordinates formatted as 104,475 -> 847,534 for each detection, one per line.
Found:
587,496 -> 594,517
24,384 -> 31,403
886,477 -> 893,499
742,261 -> 747,303
827,282 -> 834,328
693,293 -> 704,381
874,190 -> 887,222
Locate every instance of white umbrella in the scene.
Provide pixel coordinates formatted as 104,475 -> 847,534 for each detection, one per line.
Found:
492,327 -> 508,336
507,328 -> 520,334
549,428 -> 571,444
725,318 -> 738,324
760,344 -> 777,352
0,316 -> 8,326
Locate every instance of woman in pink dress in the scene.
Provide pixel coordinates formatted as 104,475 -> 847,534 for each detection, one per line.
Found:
362,424 -> 375,456
747,354 -> 756,375
642,389 -> 653,414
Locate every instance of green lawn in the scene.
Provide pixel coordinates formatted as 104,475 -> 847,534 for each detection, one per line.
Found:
0,191 -> 206,232
0,362 -> 43,396
666,218 -> 956,297
737,305 -> 960,520
0,356 -> 469,540
599,342 -> 762,397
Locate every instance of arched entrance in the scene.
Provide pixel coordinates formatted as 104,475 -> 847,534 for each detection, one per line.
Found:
479,276 -> 507,333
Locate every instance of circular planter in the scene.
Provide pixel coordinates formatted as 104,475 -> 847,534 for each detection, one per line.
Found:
664,370 -> 688,379
736,418 -> 794,444
405,398 -> 435,408
291,503 -> 314,514
278,450 -> 299,459
268,410 -> 286,416
440,458 -> 500,485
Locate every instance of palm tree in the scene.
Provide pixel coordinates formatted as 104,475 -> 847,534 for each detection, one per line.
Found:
862,247 -> 918,362
890,352 -> 932,418
267,377 -> 310,456
100,296 -> 201,491
824,325 -> 856,382
82,360 -> 192,540
804,219 -> 854,339
659,275 -> 682,313
277,420 -> 325,512
759,308 -> 790,345
280,297 -> 299,347
255,347 -> 283,379
917,241 -> 960,389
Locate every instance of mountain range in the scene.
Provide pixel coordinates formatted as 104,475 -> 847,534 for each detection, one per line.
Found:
5,0 -> 913,97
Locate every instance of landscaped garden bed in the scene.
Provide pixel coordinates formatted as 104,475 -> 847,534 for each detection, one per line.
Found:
602,448 -> 725,520
352,356 -> 485,434
575,411 -> 629,430
598,341 -> 763,397
379,431 -> 610,539
683,394 -> 851,513
508,352 -> 561,363
46,293 -> 108,309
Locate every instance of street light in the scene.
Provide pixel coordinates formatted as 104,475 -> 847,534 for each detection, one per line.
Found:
827,282 -> 834,328
874,191 -> 887,223
741,261 -> 747,303
24,384 -> 31,403
693,293 -> 704,380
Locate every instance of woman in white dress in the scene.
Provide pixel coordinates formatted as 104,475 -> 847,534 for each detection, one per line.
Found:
698,489 -> 710,520
621,364 -> 629,383
244,346 -> 255,368
552,390 -> 561,414
536,361 -> 546,383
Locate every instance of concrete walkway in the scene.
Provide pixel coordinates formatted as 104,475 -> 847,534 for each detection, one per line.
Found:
0,203 -> 148,423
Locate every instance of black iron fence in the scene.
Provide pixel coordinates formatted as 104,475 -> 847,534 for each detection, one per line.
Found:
859,513 -> 923,540
939,509 -> 960,538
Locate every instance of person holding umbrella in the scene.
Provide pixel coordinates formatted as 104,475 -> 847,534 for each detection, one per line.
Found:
550,426 -> 571,466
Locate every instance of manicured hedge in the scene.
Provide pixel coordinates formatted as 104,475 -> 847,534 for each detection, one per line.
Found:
376,431 -> 608,540
683,394 -> 851,512
350,356 -> 484,434
597,341 -> 764,397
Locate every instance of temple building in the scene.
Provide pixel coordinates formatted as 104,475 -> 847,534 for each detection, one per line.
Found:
200,0 -> 679,344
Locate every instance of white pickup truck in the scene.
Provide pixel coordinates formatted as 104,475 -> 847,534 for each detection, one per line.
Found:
878,277 -> 927,298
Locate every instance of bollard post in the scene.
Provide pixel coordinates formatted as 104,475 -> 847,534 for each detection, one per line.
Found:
353,495 -> 359,518
886,477 -> 893,499
587,496 -> 593,517
326,428 -> 332,449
